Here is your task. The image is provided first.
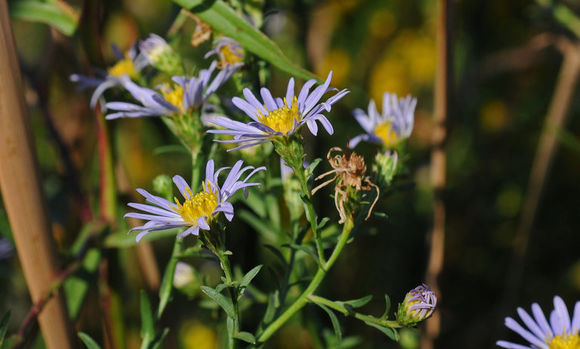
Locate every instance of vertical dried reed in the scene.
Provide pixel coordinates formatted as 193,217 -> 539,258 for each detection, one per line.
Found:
423,0 -> 452,348
0,2 -> 73,348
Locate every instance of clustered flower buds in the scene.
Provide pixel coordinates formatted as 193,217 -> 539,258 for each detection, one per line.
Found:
396,284 -> 437,326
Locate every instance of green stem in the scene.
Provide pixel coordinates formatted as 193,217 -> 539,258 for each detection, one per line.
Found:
216,250 -> 238,349
256,217 -> 354,344
306,295 -> 401,329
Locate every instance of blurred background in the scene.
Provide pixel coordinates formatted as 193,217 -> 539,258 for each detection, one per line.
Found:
1,0 -> 579,348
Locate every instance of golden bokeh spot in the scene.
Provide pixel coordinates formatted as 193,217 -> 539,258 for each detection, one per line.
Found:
107,56 -> 138,79
181,321 -> 218,349
256,97 -> 300,134
161,84 -> 185,113
317,49 -> 351,87
374,121 -> 400,147
370,57 -> 409,103
548,334 -> 580,349
480,100 -> 508,133
172,181 -> 218,225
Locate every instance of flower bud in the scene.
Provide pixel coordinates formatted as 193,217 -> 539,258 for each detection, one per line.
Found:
396,284 -> 437,326
372,150 -> 398,188
140,34 -> 184,75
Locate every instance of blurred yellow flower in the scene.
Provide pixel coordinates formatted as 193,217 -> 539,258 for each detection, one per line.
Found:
181,321 -> 218,349
370,58 -> 410,103
316,49 -> 351,87
369,10 -> 396,39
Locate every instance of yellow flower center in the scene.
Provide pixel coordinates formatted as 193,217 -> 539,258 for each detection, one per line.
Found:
161,85 -> 185,113
172,182 -> 218,225
374,121 -> 399,147
256,96 -> 300,134
219,44 -> 244,66
107,56 -> 137,78
548,334 -> 580,349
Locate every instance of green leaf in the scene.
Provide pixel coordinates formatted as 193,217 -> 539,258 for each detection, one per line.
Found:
238,210 -> 278,241
306,158 -> 323,176
78,332 -> 101,349
240,265 -> 263,288
9,0 -> 78,36
150,328 -> 169,349
200,286 -> 234,318
382,294 -> 391,319
234,331 -> 256,344
339,295 -> 373,309
317,303 -> 342,343
365,322 -> 399,342
173,0 -> 317,81
265,195 -> 281,228
153,144 -> 189,155
64,249 -> 101,320
283,243 -> 322,268
262,244 -> 288,268
140,291 -> 155,342
262,291 -> 279,324
0,311 -> 10,346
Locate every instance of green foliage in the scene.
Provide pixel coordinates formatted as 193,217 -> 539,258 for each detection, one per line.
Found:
200,285 -> 235,318
9,0 -> 78,36
0,311 -> 10,347
78,332 -> 101,349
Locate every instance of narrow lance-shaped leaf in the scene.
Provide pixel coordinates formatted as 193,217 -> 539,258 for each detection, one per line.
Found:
173,0 -> 317,81
317,303 -> 342,343
78,332 -> 102,349
200,286 -> 235,318
0,311 -> 10,346
9,0 -> 79,36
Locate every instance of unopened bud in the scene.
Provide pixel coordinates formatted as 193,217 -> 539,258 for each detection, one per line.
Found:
396,284 -> 437,326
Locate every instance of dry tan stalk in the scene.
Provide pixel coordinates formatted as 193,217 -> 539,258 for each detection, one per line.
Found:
0,2 -> 73,348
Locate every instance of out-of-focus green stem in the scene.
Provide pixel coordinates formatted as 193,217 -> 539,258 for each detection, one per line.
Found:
256,217 -> 354,344
216,250 -> 239,349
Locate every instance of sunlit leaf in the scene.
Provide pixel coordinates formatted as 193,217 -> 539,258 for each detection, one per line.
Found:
9,0 -> 78,36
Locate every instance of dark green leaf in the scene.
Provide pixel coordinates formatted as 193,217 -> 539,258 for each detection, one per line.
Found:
140,291 -> 155,341
234,331 -> 256,344
365,322 -> 399,342
173,0 -> 317,80
339,295 -> 373,309
262,291 -> 279,324
317,303 -> 342,343
283,243 -> 322,267
240,265 -> 263,288
78,332 -> 101,349
0,311 -> 10,346
64,249 -> 101,320
150,328 -> 170,349
9,0 -> 78,36
382,294 -> 391,319
200,286 -> 234,318
262,244 -> 288,268
238,210 -> 277,241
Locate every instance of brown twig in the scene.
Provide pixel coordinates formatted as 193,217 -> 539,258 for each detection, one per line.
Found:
422,0 -> 452,348
0,2 -> 74,348
495,38 -> 580,341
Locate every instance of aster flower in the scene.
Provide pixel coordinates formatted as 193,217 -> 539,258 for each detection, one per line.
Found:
497,295 -> 580,349
208,71 -> 349,151
125,159 -> 265,241
204,37 -> 244,69
70,44 -> 148,109
105,61 -> 237,120
349,92 -> 417,149
396,284 -> 437,326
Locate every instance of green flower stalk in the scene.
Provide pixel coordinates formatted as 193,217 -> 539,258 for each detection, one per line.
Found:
396,284 -> 437,326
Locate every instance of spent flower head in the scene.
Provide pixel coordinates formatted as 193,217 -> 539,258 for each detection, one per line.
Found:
396,284 -> 437,326
125,159 -> 265,241
70,44 -> 148,109
208,71 -> 349,151
350,92 -> 417,149
105,61 -> 237,120
140,34 -> 184,75
205,37 -> 244,69
497,295 -> 580,349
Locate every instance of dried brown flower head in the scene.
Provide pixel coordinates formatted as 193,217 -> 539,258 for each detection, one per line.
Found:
312,147 -> 379,223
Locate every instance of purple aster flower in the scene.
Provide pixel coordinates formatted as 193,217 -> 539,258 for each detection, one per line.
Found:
497,296 -> 580,349
350,92 -> 417,149
105,61 -> 238,120
396,284 -> 437,325
204,37 -> 244,69
208,71 -> 349,151
126,159 -> 265,241
70,44 -> 148,109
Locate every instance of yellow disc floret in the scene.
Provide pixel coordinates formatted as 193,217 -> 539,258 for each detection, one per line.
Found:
219,44 -> 244,67
548,334 -> 580,349
374,121 -> 399,147
256,96 -> 300,134
107,55 -> 138,79
172,182 -> 218,225
161,84 -> 185,113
